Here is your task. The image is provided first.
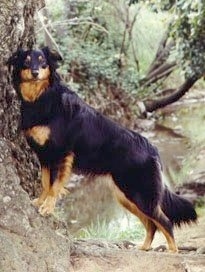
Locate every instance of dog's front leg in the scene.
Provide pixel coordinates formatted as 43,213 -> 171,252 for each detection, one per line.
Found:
32,166 -> 50,207
38,153 -> 74,216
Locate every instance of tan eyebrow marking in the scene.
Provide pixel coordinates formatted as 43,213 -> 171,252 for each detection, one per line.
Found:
38,55 -> 43,61
26,55 -> 31,61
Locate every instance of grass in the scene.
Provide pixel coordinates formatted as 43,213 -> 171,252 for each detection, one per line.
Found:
76,213 -> 144,242
196,205 -> 205,216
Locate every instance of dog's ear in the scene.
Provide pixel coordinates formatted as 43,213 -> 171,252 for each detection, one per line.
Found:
7,49 -> 25,67
42,46 -> 63,62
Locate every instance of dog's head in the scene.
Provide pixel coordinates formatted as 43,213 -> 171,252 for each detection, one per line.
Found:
8,47 -> 63,85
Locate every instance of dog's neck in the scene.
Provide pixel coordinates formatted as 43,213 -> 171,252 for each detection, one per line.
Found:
19,79 -> 50,102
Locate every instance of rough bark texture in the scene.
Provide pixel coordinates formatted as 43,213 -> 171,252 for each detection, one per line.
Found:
0,0 -> 42,195
0,1 -> 71,270
139,28 -> 176,88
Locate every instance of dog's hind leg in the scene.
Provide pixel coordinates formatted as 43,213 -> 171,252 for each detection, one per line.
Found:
151,206 -> 178,252
140,207 -> 178,252
112,182 -> 178,252
112,182 -> 157,251
138,218 -> 157,251
39,153 -> 74,216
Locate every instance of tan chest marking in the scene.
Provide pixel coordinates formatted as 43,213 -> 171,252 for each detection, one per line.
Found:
20,79 -> 50,102
25,126 -> 51,146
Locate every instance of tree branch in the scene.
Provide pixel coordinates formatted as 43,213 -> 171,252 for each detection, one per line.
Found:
142,61 -> 176,86
143,76 -> 198,112
146,20 -> 174,75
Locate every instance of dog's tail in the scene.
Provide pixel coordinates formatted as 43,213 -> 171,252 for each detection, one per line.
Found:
161,186 -> 197,227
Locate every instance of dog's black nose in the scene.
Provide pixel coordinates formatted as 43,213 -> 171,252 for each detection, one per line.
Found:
31,70 -> 39,78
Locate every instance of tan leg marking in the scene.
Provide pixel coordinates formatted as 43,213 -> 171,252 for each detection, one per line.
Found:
138,218 -> 157,251
112,182 -> 178,252
112,183 -> 155,250
152,207 -> 178,253
39,153 -> 74,216
25,125 -> 50,146
32,166 -> 50,207
58,187 -> 70,199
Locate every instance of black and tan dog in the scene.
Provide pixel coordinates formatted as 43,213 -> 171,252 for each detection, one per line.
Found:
8,47 -> 197,252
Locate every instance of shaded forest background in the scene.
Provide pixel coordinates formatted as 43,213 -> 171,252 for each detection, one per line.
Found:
37,0 -> 205,127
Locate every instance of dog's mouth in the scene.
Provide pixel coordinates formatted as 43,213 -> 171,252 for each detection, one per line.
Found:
20,67 -> 50,83
32,77 -> 40,81
21,77 -> 41,83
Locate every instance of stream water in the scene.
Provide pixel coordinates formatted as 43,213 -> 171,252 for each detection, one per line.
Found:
60,100 -> 205,240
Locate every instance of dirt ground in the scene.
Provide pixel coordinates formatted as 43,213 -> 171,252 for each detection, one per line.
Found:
70,212 -> 205,272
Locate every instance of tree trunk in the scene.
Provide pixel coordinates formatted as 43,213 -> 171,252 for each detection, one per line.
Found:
0,0 -> 43,195
0,1 -> 71,271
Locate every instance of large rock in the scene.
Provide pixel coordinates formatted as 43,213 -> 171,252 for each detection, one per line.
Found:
0,139 -> 70,271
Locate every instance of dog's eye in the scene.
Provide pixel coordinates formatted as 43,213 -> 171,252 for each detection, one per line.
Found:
23,60 -> 31,68
23,55 -> 31,68
41,60 -> 48,68
41,62 -> 47,69
38,56 -> 47,68
39,56 -> 45,63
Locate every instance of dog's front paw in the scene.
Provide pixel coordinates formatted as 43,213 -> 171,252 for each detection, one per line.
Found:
32,198 -> 42,208
58,187 -> 69,199
38,196 -> 57,216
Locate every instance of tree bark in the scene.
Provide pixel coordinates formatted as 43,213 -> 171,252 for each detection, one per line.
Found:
0,1 -> 71,271
144,76 -> 198,112
0,0 -> 44,195
139,26 -> 175,88
142,61 -> 176,87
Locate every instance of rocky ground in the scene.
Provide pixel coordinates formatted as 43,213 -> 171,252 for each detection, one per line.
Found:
70,210 -> 205,272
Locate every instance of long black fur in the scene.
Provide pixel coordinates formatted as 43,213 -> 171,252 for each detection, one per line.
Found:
161,186 -> 197,226
8,47 -> 197,229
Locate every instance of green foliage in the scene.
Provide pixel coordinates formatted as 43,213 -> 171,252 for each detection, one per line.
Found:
61,1 -> 140,94
62,42 -> 142,96
173,1 -> 205,78
38,0 -> 205,115
129,0 -> 175,11
134,0 -> 205,79
195,197 -> 205,209
39,0 -> 167,99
